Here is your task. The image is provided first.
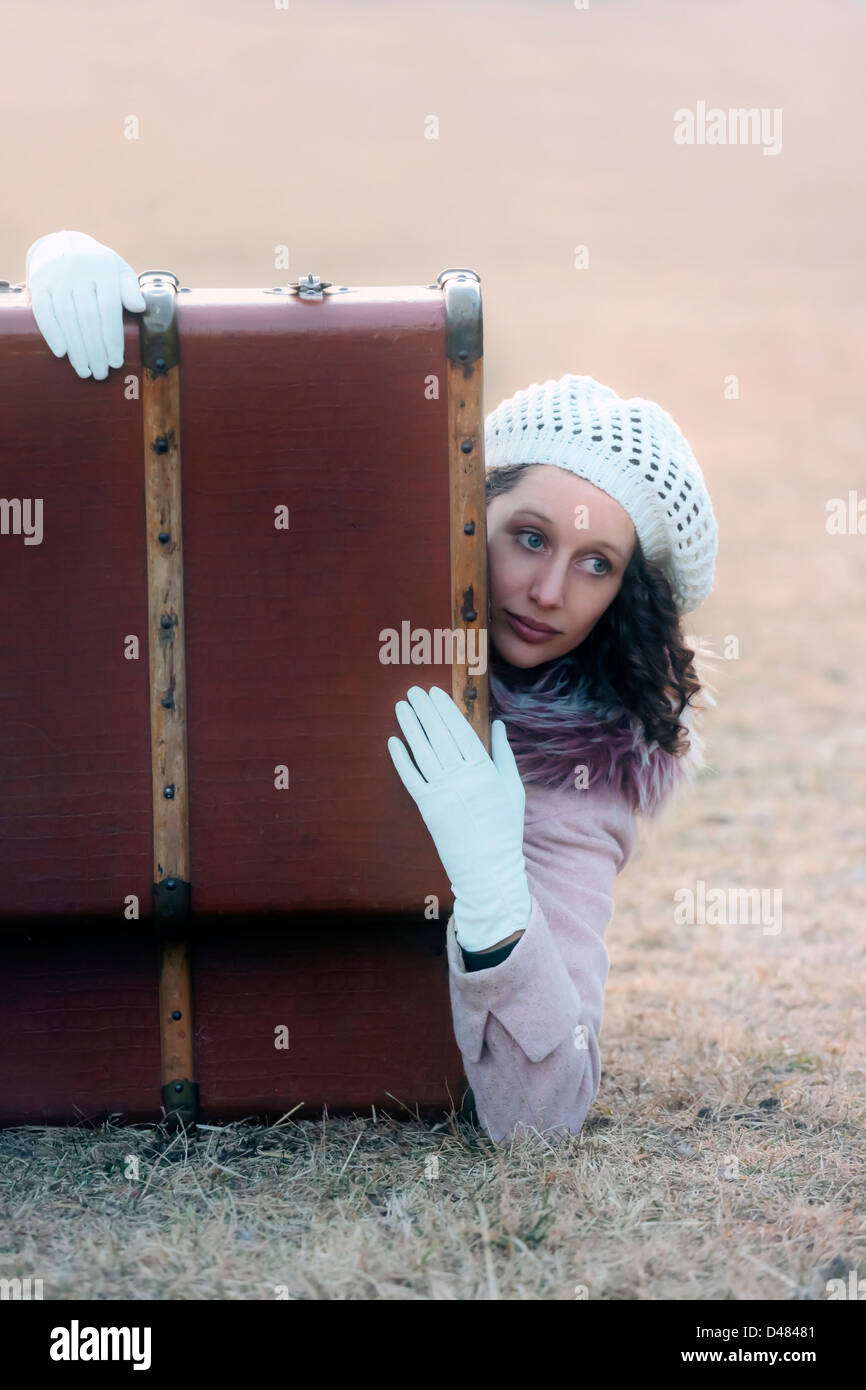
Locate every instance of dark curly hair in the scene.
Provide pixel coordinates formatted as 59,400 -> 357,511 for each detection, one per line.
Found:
485,463 -> 706,757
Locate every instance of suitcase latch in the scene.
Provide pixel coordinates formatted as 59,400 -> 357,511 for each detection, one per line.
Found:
266,274 -> 349,301
290,273 -> 330,300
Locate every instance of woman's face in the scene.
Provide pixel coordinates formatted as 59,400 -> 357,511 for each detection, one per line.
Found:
486,466 -> 637,668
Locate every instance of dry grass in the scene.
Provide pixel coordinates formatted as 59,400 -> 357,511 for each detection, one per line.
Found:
1,1058 -> 862,1300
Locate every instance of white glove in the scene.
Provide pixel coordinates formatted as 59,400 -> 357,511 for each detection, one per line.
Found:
25,229 -> 146,379
387,685 -> 532,954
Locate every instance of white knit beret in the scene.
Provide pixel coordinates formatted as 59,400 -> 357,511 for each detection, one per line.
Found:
484,374 -> 718,615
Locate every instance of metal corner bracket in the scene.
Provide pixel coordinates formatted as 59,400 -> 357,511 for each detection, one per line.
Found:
436,268 -> 482,366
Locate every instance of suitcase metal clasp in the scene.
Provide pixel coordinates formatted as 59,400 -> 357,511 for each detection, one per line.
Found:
265,273 -> 328,301
290,273 -> 330,300
265,274 -> 351,300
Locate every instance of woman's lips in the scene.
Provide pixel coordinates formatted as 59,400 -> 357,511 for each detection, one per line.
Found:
504,611 -> 558,644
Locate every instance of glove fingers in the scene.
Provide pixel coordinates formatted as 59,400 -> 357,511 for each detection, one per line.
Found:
387,735 -> 427,802
404,687 -> 465,773
52,286 -> 92,378
72,283 -> 109,379
119,265 -> 147,313
490,718 -> 517,776
96,277 -> 125,369
29,288 -> 67,358
425,685 -> 485,764
394,699 -> 444,782
491,719 -> 525,822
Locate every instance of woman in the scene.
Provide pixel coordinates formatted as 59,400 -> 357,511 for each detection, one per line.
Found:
25,229 -> 719,1144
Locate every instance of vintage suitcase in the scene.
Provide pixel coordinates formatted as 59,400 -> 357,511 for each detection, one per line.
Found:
0,266 -> 490,1126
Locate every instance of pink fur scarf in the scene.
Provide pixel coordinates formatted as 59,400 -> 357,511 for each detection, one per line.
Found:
489,648 -> 717,819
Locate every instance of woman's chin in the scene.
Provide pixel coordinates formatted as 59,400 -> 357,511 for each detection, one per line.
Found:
491,629 -> 550,669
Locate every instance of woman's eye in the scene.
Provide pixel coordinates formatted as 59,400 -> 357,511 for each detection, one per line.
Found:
516,529 -> 544,551
515,530 -> 611,575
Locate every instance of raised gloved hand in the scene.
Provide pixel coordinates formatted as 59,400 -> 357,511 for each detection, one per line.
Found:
387,685 -> 532,954
25,229 -> 146,379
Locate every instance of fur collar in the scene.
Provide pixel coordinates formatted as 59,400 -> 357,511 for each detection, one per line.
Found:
489,642 -> 718,819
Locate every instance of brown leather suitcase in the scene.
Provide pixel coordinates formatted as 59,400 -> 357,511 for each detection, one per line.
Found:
0,266 -> 489,1126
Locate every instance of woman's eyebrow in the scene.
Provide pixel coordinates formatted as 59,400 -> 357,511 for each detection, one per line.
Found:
511,507 -> 627,561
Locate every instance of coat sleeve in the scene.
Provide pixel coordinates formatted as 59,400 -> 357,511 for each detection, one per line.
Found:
445,781 -> 638,1144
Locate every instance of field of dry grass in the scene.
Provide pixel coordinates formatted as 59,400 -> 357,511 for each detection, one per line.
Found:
1,0 -> 864,1300
1,1078 -> 861,1300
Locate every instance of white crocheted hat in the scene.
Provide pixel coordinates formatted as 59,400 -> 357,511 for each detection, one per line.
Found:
484,374 -> 718,615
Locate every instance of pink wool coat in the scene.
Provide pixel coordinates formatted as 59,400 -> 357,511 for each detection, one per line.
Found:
444,656 -> 714,1145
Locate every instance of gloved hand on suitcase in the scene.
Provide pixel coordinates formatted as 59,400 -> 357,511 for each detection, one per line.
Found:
26,229 -> 146,380
387,685 -> 532,955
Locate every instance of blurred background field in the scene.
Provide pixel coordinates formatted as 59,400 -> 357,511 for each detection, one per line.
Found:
1,0 -> 864,1299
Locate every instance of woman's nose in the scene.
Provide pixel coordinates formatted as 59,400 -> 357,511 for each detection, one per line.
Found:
529,560 -> 568,607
